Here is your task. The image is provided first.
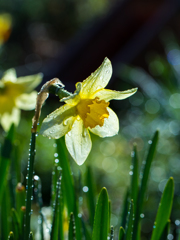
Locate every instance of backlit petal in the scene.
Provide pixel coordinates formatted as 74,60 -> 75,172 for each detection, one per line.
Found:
40,104 -> 76,139
89,107 -> 119,137
15,91 -> 37,110
16,73 -> 43,92
65,118 -> 92,165
80,57 -> 112,98
1,108 -> 20,131
2,68 -> 17,82
92,88 -> 138,101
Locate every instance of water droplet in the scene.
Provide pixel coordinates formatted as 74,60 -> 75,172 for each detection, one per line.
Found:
35,133 -> 39,137
34,175 -> 39,181
129,171 -> 133,175
130,165 -> 134,170
48,137 -> 51,140
53,143 -> 57,148
78,213 -> 82,218
82,186 -> 89,192
131,151 -> 135,157
63,119 -> 69,126
68,131 -> 71,137
140,213 -> 145,218
54,153 -> 58,157
100,76 -> 103,80
77,116 -> 81,121
148,140 -> 152,144
55,159 -> 59,163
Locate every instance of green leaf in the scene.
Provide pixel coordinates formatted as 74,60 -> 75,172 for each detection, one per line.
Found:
110,226 -> 114,240
85,166 -> 96,227
29,231 -> 33,240
151,177 -> 174,240
159,220 -> 170,240
50,174 -> 62,240
11,208 -> 21,240
56,138 -> 75,214
120,190 -> 130,229
0,124 -> 14,203
133,131 -> 159,240
69,213 -> 76,240
130,145 -> 139,213
119,227 -> 125,240
125,200 -> 134,240
92,187 -> 109,240
8,232 -> 14,240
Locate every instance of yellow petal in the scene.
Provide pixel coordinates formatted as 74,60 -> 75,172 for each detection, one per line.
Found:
80,57 -> 112,98
1,108 -> 20,131
92,88 -> 138,101
2,68 -> 17,82
15,91 -> 37,110
40,104 -> 76,139
16,73 -> 43,92
89,107 -> 119,137
62,82 -> 82,106
65,118 -> 92,165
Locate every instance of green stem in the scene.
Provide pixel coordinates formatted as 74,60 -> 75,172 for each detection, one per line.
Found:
24,132 -> 36,240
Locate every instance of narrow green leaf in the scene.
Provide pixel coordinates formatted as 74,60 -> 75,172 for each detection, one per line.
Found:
11,208 -> 21,240
0,124 -> 14,203
130,145 -> 139,213
50,174 -> 62,240
133,131 -> 159,240
120,190 -> 130,229
151,177 -> 174,240
92,187 -> 109,240
24,132 -> 37,240
159,220 -> 170,240
15,183 -> 26,217
56,138 -> 75,214
81,217 -> 92,240
69,213 -> 76,240
29,231 -> 33,240
85,166 -> 96,227
125,200 -> 134,240
119,227 -> 125,240
8,232 -> 14,240
110,226 -> 114,240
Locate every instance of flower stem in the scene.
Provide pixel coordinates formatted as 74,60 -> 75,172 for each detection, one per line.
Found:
24,132 -> 36,240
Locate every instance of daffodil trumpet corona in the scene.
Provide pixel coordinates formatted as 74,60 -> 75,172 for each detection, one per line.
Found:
40,57 -> 137,165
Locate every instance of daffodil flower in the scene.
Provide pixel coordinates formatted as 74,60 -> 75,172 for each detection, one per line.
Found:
0,69 -> 43,131
40,58 -> 137,165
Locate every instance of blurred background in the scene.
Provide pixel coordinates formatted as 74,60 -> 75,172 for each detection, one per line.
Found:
1,0 -> 180,239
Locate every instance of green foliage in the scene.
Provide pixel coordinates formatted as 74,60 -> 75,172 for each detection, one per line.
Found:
0,130 -> 176,240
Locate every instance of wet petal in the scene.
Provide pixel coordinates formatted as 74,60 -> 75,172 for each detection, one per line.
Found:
80,57 -> 112,98
89,107 -> 119,137
1,108 -> 20,131
65,118 -> 92,165
40,104 -> 76,139
93,88 -> 138,101
16,91 -> 37,110
62,82 -> 82,106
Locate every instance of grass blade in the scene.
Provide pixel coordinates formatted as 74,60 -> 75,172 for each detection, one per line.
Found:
15,183 -> 25,217
50,174 -> 62,240
110,226 -> 114,240
119,227 -> 125,240
92,187 -> 109,240
11,208 -> 21,240
85,166 -> 96,227
68,213 -> 76,240
133,131 -> 159,240
130,145 -> 139,213
56,138 -> 75,214
8,232 -> 14,240
0,124 -> 14,203
125,200 -> 134,240
24,132 -> 36,240
120,190 -> 130,229
151,177 -> 174,240
159,220 -> 170,240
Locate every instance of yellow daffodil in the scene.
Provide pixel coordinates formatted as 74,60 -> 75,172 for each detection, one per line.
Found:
0,69 -> 43,131
0,13 -> 12,45
40,58 -> 137,165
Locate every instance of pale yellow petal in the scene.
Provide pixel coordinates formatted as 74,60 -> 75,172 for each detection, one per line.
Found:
2,68 -> 17,82
62,82 -> 82,106
16,73 -> 43,92
15,91 -> 37,110
89,107 -> 119,137
40,104 -> 76,139
80,57 -> 112,98
1,108 -> 20,131
65,118 -> 92,165
92,88 -> 138,102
